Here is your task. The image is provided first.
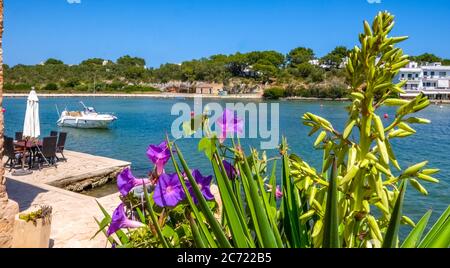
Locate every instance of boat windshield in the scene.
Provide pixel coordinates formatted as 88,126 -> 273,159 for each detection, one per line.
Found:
85,107 -> 97,113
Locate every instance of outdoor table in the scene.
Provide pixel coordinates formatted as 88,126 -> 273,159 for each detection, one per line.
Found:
14,140 -> 43,169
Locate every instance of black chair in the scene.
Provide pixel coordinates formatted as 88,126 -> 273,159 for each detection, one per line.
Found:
50,131 -> 58,137
56,132 -> 67,161
3,137 -> 27,171
15,132 -> 23,141
38,136 -> 58,168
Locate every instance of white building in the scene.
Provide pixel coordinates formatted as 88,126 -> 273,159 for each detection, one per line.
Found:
395,61 -> 450,100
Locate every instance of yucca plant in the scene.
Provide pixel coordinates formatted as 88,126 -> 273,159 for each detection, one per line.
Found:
95,11 -> 449,248
296,11 -> 447,248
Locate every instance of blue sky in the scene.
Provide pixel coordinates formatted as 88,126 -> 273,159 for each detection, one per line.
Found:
4,0 -> 450,67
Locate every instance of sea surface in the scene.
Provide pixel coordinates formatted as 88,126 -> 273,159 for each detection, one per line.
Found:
4,97 -> 450,229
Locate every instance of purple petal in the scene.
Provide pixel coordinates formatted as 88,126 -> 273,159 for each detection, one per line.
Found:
276,186 -> 283,199
117,167 -> 150,196
147,141 -> 172,173
153,173 -> 185,207
107,203 -> 143,237
190,170 -> 214,202
222,160 -> 238,180
155,160 -> 165,175
201,187 -> 215,201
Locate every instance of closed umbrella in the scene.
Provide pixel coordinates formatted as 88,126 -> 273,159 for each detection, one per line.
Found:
23,89 -> 40,139
12,89 -> 41,175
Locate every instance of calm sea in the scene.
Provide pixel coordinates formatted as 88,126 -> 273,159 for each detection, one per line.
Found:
4,97 -> 449,227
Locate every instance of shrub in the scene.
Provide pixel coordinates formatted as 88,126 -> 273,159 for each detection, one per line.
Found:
43,83 -> 58,91
3,83 -> 34,92
122,85 -> 159,93
263,87 -> 285,99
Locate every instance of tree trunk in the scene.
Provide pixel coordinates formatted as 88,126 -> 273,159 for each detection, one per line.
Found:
0,0 -> 19,248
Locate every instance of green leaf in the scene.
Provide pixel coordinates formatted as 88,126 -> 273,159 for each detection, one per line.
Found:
238,139 -> 279,248
382,180 -> 407,248
323,157 -> 340,248
94,217 -> 118,246
135,207 -> 147,224
418,205 -> 450,248
211,156 -> 251,247
143,185 -> 170,248
187,211 -> 207,248
268,160 -> 277,209
174,143 -> 232,248
281,138 -> 306,248
401,210 -> 432,248
166,136 -> 217,248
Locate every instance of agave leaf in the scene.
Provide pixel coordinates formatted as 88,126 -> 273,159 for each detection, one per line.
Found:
323,157 -> 340,248
382,180 -> 407,248
418,205 -> 450,248
401,210 -> 432,248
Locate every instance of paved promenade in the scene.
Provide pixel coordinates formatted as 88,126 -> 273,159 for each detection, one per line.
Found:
4,150 -> 129,248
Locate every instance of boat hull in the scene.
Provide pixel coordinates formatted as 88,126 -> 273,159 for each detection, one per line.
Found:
57,118 -> 114,129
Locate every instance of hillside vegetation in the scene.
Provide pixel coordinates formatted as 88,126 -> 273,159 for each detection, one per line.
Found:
5,50 -> 449,99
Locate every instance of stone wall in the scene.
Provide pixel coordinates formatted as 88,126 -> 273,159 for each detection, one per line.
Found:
0,183 -> 19,248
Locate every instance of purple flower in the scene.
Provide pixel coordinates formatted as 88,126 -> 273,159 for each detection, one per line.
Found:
153,173 -> 185,207
117,167 -> 150,196
147,141 -> 172,175
216,109 -> 244,143
107,203 -> 144,237
222,160 -> 239,180
188,169 -> 214,203
276,186 -> 283,199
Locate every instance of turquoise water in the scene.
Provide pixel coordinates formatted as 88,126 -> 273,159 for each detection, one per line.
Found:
4,97 -> 450,226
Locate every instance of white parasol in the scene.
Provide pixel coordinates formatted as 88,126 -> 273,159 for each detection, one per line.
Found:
13,89 -> 41,176
22,89 -> 40,139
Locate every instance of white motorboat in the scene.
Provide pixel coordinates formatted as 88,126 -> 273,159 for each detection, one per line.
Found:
56,102 -> 117,129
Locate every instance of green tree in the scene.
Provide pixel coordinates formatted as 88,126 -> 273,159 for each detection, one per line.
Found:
411,53 -> 441,63
44,58 -> 64,65
153,63 -> 183,82
293,62 -> 315,78
117,55 -> 146,67
247,51 -> 285,67
124,66 -> 146,81
287,47 -> 314,67
226,52 -> 249,77
321,46 -> 349,68
81,58 -> 110,66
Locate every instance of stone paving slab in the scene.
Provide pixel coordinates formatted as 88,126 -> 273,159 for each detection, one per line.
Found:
6,178 -> 121,248
4,150 -> 129,248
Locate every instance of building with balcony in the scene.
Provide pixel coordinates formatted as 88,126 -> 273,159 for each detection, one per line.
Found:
395,61 -> 450,100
